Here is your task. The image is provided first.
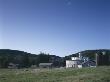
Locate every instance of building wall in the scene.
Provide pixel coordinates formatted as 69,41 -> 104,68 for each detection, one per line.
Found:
98,55 -> 110,66
66,60 -> 80,68
39,65 -> 52,68
71,57 -> 81,60
78,65 -> 82,68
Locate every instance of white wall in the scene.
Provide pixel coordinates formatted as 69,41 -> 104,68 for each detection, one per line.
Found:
71,57 -> 81,60
66,60 -> 78,68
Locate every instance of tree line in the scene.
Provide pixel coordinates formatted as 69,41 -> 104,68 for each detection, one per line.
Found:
0,49 -> 110,68
0,49 -> 64,68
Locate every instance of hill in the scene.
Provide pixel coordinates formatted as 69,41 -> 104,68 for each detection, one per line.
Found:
65,49 -> 110,59
65,49 -> 110,66
0,49 -> 38,68
0,49 -> 110,68
0,49 -> 62,68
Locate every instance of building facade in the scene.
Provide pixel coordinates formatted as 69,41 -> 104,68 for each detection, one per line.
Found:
66,53 -> 96,68
39,63 -> 53,68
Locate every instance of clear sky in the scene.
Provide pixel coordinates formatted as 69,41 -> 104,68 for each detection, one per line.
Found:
0,0 -> 110,56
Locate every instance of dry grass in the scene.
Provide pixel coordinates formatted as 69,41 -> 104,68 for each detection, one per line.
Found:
0,66 -> 110,82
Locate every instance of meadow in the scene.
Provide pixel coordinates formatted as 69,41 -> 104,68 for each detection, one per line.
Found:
0,66 -> 110,82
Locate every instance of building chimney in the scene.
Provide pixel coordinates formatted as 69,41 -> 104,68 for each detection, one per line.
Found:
79,53 -> 82,58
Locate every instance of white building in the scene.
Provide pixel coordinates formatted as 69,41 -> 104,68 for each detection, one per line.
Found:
66,53 -> 95,68
66,60 -> 80,68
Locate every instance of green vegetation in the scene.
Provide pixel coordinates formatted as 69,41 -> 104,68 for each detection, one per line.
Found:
0,49 -> 110,68
0,49 -> 63,68
0,66 -> 110,82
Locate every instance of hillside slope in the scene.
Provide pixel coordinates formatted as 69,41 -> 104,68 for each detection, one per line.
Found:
0,49 -> 110,68
0,49 -> 62,68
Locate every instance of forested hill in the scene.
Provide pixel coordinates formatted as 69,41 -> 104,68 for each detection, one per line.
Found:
65,49 -> 110,60
0,49 -> 63,68
0,49 -> 110,68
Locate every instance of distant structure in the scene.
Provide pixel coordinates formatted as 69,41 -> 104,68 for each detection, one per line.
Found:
8,63 -> 19,69
66,53 -> 96,68
39,63 -> 53,68
96,51 -> 110,66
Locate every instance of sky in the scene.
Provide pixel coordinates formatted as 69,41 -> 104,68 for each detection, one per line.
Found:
0,0 -> 110,57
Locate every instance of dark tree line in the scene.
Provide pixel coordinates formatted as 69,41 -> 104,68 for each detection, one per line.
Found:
0,49 -> 64,68
0,49 -> 110,68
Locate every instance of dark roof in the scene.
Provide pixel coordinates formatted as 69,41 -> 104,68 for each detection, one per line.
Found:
82,60 -> 96,66
39,63 -> 53,66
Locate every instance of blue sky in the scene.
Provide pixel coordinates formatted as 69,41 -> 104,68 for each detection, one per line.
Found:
0,0 -> 110,56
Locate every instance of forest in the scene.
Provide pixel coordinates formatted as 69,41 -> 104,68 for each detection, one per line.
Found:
0,49 -> 110,68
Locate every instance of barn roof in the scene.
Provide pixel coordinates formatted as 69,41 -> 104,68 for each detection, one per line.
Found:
39,63 -> 53,66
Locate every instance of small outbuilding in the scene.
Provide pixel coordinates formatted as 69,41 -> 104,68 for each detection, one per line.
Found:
8,63 -> 19,69
39,63 -> 53,68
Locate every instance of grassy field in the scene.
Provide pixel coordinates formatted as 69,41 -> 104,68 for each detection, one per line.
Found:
0,66 -> 110,82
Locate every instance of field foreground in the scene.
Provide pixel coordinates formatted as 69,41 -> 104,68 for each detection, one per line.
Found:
0,66 -> 110,82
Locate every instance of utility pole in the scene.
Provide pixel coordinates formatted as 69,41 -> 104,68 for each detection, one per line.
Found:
95,53 -> 98,67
